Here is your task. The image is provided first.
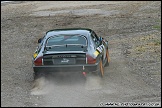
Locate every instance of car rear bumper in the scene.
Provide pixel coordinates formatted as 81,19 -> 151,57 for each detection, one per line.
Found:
33,62 -> 100,73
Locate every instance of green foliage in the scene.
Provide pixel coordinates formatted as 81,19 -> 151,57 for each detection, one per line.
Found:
153,25 -> 161,30
154,40 -> 161,45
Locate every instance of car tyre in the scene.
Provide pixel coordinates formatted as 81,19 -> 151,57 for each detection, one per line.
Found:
105,49 -> 110,66
98,59 -> 104,77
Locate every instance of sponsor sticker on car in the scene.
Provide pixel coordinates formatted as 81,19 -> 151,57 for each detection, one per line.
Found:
33,53 -> 38,59
93,50 -> 99,56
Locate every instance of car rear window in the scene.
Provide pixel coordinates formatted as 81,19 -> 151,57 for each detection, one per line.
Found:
45,34 -> 87,51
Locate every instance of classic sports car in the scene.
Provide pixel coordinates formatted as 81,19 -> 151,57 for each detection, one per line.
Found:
32,28 -> 110,79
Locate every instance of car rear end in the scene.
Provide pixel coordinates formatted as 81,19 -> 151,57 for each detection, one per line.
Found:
33,51 -> 100,73
32,33 -> 101,77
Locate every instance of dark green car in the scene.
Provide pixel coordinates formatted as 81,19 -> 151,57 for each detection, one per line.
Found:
32,28 -> 110,79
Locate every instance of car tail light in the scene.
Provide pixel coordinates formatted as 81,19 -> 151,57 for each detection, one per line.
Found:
87,54 -> 96,64
34,56 -> 43,66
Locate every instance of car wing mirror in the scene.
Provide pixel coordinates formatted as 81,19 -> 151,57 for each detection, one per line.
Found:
38,38 -> 42,43
99,37 -> 103,41
99,37 -> 103,44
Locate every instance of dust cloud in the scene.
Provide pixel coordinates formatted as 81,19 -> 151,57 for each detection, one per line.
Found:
30,72 -> 103,106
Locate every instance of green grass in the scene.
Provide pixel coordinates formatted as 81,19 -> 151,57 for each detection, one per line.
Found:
154,39 -> 161,46
153,19 -> 161,31
153,25 -> 161,30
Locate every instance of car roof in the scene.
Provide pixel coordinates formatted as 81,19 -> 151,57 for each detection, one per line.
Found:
46,28 -> 92,33
45,28 -> 93,38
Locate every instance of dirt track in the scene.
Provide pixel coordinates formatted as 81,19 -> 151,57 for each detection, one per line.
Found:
1,1 -> 161,107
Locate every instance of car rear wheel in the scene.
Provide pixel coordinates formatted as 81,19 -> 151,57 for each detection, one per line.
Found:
98,59 -> 104,77
105,49 -> 110,66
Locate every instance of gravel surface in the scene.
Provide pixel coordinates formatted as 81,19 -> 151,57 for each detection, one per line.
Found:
1,1 -> 161,107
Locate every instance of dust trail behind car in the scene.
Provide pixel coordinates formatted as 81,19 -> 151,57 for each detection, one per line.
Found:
30,72 -> 104,107
30,72 -> 103,94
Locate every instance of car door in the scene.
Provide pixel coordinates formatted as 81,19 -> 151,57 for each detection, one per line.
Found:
91,31 -> 106,60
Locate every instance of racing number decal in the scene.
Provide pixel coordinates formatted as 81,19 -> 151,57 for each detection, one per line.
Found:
93,45 -> 105,57
97,45 -> 105,53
